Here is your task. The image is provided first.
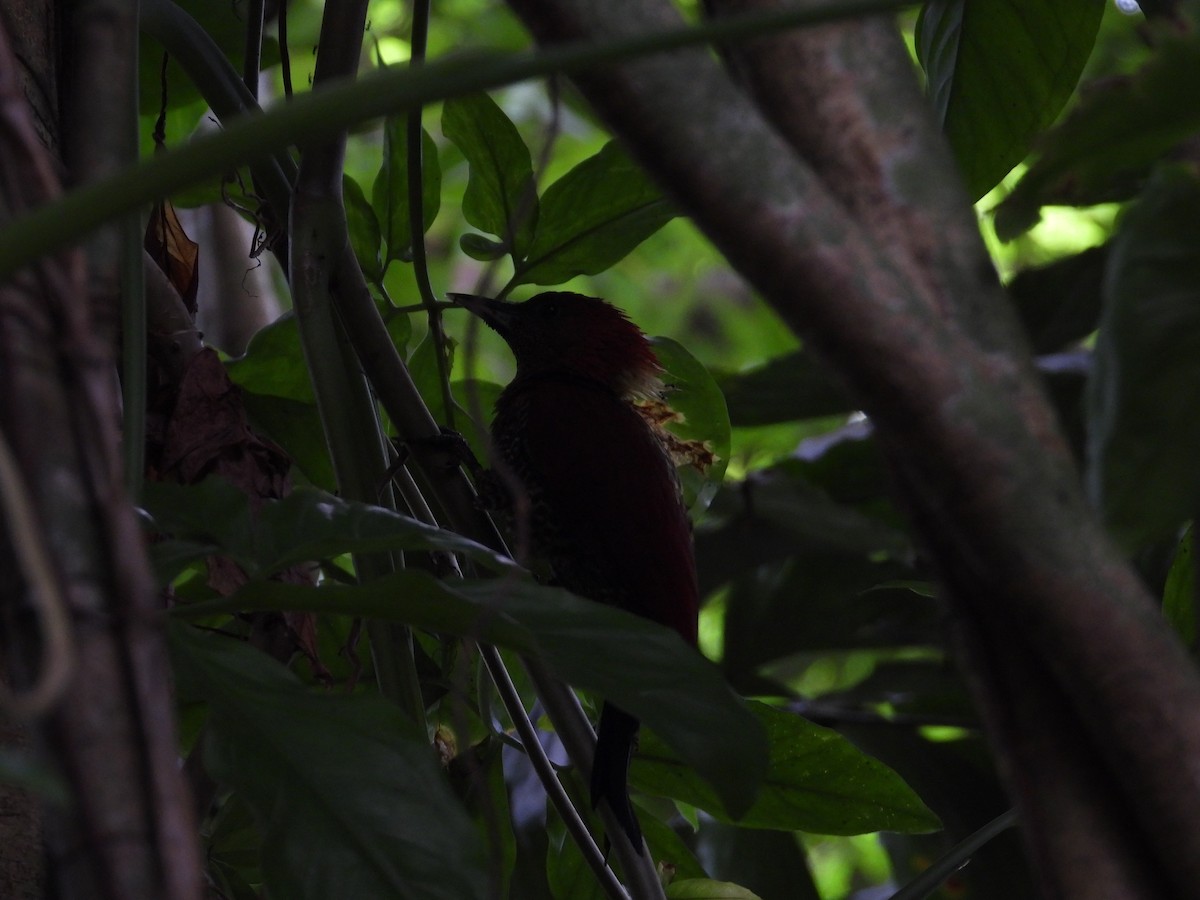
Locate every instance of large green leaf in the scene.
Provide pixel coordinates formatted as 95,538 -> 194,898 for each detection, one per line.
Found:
511,141 -> 676,289
633,701 -> 940,835
1085,167 -> 1200,550
238,391 -> 336,492
916,0 -> 1104,201
372,121 -> 442,265
170,622 -> 486,900
996,35 -> 1200,239
227,306 -> 411,405
226,312 -> 314,403
143,477 -> 516,581
175,570 -> 768,820
441,93 -> 538,258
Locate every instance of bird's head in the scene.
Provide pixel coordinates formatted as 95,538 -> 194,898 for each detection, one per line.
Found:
450,291 -> 663,399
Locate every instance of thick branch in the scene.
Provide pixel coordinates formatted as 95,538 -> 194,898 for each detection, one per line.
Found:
0,13 -> 201,900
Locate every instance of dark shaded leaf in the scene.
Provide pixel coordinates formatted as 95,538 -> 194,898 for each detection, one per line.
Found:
344,173 -> 383,281
996,35 -> 1200,239
916,0 -> 1104,200
1008,246 -> 1107,353
442,93 -> 537,257
683,823 -> 816,900
239,391 -> 336,492
460,232 -> 508,261
720,556 -> 937,681
407,331 -> 457,425
512,142 -> 676,288
633,701 -> 939,834
170,622 -> 486,900
372,121 -> 441,264
1085,167 -> 1200,549
666,879 -> 765,899
142,477 -> 516,581
717,352 -> 854,427
175,570 -> 768,819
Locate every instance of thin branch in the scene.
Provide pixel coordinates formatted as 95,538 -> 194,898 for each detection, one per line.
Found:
406,0 -> 457,430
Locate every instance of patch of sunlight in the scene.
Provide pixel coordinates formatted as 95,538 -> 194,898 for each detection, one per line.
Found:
805,833 -> 893,899
372,34 -> 412,66
698,587 -> 726,661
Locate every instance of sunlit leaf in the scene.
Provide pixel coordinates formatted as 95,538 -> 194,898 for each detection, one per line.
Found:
917,0 -> 1104,200
170,622 -> 486,900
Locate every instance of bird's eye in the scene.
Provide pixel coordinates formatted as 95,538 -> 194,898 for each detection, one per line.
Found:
541,301 -> 559,319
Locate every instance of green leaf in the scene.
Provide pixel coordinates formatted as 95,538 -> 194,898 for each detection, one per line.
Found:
632,700 -> 940,835
226,312 -> 313,404
996,35 -> 1200,239
169,622 -> 487,900
343,174 -> 383,281
1163,526 -> 1196,651
408,331 -> 457,425
240,391 -> 336,492
372,121 -> 441,264
667,880 -> 763,900
441,93 -> 538,258
916,0 -> 1104,201
228,306 -> 409,408
512,141 -> 676,288
459,232 -> 509,261
175,570 -> 768,819
650,337 -> 730,516
1085,167 -> 1200,550
142,477 -> 517,581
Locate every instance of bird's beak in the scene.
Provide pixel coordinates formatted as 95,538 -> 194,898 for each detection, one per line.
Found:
447,293 -> 516,338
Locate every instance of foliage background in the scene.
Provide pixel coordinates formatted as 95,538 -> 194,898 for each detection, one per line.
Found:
6,0 -> 1200,898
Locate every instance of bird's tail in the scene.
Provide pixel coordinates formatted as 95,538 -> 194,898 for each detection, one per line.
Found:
590,702 -> 643,854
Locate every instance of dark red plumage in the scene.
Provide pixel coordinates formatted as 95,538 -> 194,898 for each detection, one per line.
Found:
451,291 -> 699,852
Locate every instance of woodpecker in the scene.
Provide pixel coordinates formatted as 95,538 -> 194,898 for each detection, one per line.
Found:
450,290 -> 700,853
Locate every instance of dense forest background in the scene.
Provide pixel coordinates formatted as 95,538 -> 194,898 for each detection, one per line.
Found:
3,0 -> 1200,898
